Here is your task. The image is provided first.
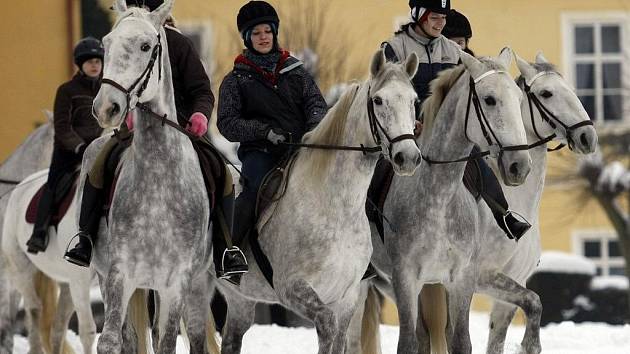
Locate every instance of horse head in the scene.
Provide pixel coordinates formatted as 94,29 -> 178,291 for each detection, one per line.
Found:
369,49 -> 422,176
460,47 -> 531,186
516,52 -> 598,154
93,0 -> 174,128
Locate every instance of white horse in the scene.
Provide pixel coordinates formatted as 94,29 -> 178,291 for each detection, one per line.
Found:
361,48 -> 532,354
217,49 -> 422,354
86,1 -> 217,353
0,117 -> 98,354
474,53 -> 597,354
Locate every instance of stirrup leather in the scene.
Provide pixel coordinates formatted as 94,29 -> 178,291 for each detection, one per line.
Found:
219,246 -> 248,278
501,210 -> 531,240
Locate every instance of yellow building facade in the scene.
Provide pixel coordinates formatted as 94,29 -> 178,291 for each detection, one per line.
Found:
2,0 -> 627,323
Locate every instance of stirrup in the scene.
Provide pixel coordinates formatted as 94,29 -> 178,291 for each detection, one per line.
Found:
501,210 -> 532,241
63,232 -> 94,267
219,246 -> 248,278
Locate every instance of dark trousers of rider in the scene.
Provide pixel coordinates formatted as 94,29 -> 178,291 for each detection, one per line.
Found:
233,150 -> 279,245
471,146 -> 509,214
33,147 -> 82,232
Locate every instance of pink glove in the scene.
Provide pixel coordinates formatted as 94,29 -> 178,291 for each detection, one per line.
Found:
186,112 -> 208,137
125,111 -> 135,131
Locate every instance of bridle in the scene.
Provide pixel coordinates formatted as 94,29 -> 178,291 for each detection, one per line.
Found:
423,70 -> 531,164
280,84 -> 417,156
99,16 -> 163,118
523,71 -> 594,151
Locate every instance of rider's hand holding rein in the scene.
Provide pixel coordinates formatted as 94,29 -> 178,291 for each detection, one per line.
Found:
186,112 -> 208,137
267,128 -> 288,145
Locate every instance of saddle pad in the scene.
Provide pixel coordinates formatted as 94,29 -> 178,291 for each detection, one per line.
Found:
25,180 -> 77,225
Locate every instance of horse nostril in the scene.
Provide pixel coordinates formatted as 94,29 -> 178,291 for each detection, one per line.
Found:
110,103 -> 121,117
394,152 -> 405,166
580,133 -> 590,149
415,154 -> 422,166
509,162 -> 519,176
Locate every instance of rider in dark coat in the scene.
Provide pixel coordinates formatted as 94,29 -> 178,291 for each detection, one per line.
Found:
217,1 -> 327,280
368,0 -> 530,241
26,37 -> 104,253
63,1 -> 247,279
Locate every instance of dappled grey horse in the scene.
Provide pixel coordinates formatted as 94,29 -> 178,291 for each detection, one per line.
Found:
0,119 -> 54,353
470,53 -> 598,354
217,49 -> 422,354
365,48 -> 533,354
86,1 -> 215,353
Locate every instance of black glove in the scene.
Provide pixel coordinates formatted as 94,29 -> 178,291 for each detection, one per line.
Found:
266,128 -> 289,145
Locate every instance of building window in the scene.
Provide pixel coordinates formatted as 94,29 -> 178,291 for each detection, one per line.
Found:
572,230 -> 626,276
563,14 -> 627,123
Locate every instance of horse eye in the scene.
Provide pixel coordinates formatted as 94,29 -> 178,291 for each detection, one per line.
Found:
484,96 -> 496,106
141,43 -> 151,52
373,97 -> 383,106
540,90 -> 553,99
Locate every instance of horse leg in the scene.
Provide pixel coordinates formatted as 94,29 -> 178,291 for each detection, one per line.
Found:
49,283 -> 74,354
331,294 -> 361,354
155,289 -> 184,354
486,300 -> 517,354
220,286 -> 257,354
282,279 -> 337,354
183,273 -> 214,354
444,284 -> 473,354
0,258 -> 19,353
391,270 -> 423,354
97,268 -> 133,354
6,260 -> 44,354
478,272 -> 542,354
344,282 -> 370,354
68,279 -> 97,354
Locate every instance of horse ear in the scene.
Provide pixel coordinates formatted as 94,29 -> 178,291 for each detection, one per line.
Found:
404,52 -> 419,78
43,110 -> 53,123
515,53 -> 537,81
459,50 -> 484,78
150,0 -> 174,28
112,0 -> 127,13
370,49 -> 386,77
535,51 -> 549,64
496,47 -> 513,70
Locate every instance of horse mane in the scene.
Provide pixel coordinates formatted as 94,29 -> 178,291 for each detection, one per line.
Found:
421,65 -> 466,136
301,82 -> 360,178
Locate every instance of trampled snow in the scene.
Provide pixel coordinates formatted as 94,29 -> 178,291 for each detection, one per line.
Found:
12,312 -> 630,353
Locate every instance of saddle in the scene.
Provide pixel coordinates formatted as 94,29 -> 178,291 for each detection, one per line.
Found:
25,171 -> 79,225
255,153 -> 298,221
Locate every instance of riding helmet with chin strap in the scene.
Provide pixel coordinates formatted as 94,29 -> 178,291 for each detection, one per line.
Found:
73,37 -> 104,68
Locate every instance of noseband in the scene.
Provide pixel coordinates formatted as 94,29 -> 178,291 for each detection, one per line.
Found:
523,71 -> 594,151
100,17 -> 163,116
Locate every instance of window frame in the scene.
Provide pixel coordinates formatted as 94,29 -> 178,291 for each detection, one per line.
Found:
572,229 -> 626,276
561,12 -> 629,124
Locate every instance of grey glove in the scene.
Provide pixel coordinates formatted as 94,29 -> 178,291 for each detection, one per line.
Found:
267,128 -> 287,145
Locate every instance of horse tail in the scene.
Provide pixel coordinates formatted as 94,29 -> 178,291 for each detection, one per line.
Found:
420,284 -> 448,354
129,289 -> 150,354
360,285 -> 382,354
206,309 -> 220,354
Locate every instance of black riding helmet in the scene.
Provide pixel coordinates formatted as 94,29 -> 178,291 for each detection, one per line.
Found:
73,37 -> 104,68
442,9 -> 472,39
409,0 -> 451,15
125,0 -> 163,11
237,1 -> 280,35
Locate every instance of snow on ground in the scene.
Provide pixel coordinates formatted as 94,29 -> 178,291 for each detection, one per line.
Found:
13,312 -> 630,354
591,275 -> 630,290
535,251 -> 596,275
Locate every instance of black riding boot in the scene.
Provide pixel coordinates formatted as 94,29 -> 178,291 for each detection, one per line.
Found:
26,186 -> 55,254
477,157 -> 531,241
214,190 -> 248,283
64,178 -> 102,267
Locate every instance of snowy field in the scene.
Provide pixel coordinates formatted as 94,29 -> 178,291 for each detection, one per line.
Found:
12,312 -> 630,353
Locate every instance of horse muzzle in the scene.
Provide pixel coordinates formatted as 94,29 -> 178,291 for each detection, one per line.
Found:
498,150 -> 531,186
568,125 -> 598,154
390,140 -> 422,176
92,88 -> 127,128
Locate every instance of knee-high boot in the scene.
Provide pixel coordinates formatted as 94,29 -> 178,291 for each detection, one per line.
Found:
26,186 -> 55,254
63,178 -> 103,267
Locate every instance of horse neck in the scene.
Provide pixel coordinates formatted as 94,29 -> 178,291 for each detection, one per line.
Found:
420,75 -> 473,186
318,83 -> 380,205
0,123 -> 53,180
131,28 -> 188,163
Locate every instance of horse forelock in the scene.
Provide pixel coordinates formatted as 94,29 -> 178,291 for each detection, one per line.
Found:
370,62 -> 411,93
113,7 -> 151,28
515,62 -> 559,88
